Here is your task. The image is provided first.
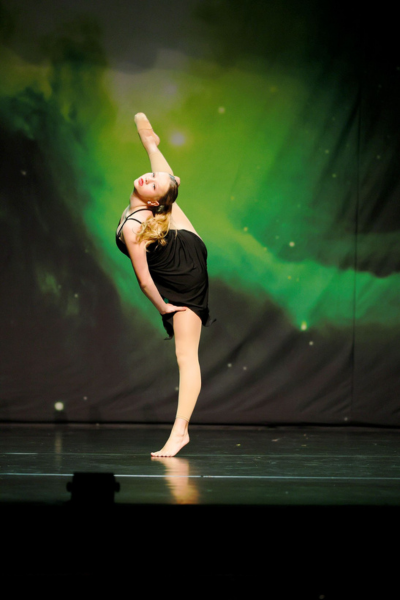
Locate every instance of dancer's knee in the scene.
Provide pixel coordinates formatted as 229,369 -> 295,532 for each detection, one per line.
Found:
175,348 -> 199,370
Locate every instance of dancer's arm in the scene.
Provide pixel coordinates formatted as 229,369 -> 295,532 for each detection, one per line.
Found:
123,221 -> 185,315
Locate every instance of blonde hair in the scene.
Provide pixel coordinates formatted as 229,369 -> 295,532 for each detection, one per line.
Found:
135,177 -> 179,249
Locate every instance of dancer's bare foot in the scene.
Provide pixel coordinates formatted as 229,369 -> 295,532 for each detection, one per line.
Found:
134,112 -> 160,150
151,419 -> 190,457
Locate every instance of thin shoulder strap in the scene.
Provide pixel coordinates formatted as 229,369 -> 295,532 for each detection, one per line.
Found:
117,207 -> 151,236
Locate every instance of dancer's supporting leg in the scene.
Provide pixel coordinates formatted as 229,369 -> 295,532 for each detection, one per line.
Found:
151,309 -> 202,457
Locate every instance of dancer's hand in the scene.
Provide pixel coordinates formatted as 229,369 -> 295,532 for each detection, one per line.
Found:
161,304 -> 187,315
134,112 -> 160,151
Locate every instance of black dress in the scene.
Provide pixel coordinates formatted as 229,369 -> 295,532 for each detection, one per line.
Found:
116,208 -> 215,339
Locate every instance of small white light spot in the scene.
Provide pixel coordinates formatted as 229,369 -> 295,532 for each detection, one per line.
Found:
236,444 -> 241,446
227,363 -> 232,368
170,132 -> 186,146
300,321 -> 307,331
344,416 -> 349,421
74,293 -> 79,298
83,396 -> 88,401
218,106 -> 225,114
164,83 -> 178,96
309,341 -> 314,346
175,386 -> 179,391
272,439 -> 279,442
289,241 -> 295,247
21,170 -> 27,176
243,366 -> 247,370
54,402 -> 64,411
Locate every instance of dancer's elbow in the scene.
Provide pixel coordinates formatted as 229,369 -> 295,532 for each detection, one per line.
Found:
139,278 -> 151,291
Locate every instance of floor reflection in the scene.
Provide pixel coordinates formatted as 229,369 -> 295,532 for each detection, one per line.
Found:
151,457 -> 200,504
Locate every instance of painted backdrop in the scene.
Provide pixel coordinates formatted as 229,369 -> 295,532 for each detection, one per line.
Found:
1,0 -> 399,424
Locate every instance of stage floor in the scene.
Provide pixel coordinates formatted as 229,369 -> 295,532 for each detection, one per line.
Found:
2,423 -> 400,590
1,423 -> 400,506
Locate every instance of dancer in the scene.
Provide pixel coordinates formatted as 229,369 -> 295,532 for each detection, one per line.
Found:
116,113 -> 214,457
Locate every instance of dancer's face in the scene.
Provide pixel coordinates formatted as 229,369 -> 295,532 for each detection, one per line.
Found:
133,172 -> 171,203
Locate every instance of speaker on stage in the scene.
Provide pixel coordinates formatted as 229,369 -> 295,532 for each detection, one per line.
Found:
66,472 -> 120,505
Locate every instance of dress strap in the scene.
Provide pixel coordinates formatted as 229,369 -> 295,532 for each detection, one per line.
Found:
125,217 -> 142,225
117,207 -> 152,237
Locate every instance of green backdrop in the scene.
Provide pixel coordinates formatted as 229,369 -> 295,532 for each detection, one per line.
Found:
1,0 -> 399,424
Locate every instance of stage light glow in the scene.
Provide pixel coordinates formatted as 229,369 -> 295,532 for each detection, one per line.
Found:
170,132 -> 185,146
54,402 -> 64,411
301,321 -> 307,331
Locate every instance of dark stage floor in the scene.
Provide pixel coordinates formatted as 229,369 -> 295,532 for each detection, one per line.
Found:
1,423 -> 400,505
1,424 -> 399,591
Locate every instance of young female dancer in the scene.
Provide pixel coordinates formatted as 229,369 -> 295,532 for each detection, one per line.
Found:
115,113 -> 214,457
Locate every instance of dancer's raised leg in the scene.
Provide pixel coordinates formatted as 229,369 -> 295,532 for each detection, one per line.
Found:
151,309 -> 202,457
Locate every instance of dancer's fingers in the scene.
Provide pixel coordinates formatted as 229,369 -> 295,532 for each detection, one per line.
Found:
163,304 -> 187,314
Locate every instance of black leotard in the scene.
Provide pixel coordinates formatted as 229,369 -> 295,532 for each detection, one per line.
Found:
116,208 -> 215,339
